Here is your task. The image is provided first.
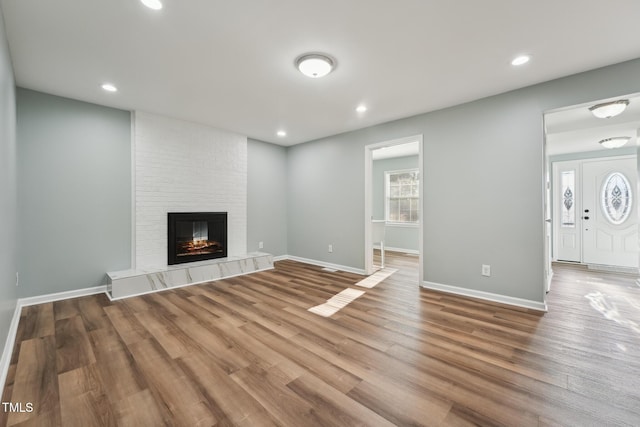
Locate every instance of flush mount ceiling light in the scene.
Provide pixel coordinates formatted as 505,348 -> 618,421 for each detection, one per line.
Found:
295,53 -> 335,78
276,130 -> 287,137
356,105 -> 367,113
599,136 -> 631,149
511,55 -> 530,66
589,99 -> 629,119
141,0 -> 163,10
101,83 -> 118,92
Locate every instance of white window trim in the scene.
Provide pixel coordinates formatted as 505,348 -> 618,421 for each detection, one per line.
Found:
385,222 -> 420,228
384,168 -> 420,225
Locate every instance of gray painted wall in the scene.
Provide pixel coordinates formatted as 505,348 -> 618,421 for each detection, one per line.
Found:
247,139 -> 288,256
287,135 -> 364,267
372,155 -> 419,251
16,89 -> 131,297
287,58 -> 640,304
0,7 -> 17,361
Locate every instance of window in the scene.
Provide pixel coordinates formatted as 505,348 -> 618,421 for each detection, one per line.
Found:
561,170 -> 575,227
601,172 -> 632,225
385,169 -> 419,223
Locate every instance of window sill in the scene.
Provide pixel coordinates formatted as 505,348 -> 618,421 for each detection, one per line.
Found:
385,222 -> 419,228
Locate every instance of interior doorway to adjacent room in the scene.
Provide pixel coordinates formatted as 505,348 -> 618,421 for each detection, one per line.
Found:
364,135 -> 424,284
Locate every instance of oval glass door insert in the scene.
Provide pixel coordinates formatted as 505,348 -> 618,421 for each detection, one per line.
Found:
601,172 -> 632,225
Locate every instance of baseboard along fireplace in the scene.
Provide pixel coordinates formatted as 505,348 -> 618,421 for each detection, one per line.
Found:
168,212 -> 227,265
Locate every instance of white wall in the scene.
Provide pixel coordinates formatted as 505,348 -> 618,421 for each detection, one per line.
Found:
134,111 -> 247,268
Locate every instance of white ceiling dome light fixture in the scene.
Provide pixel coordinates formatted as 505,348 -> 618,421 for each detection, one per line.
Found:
589,99 -> 630,118
599,136 -> 631,149
295,53 -> 335,78
140,0 -> 163,10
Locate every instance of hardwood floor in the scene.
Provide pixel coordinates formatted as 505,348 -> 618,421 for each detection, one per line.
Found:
2,254 -> 640,426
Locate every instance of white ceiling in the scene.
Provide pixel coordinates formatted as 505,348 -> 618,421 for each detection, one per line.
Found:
545,94 -> 640,156
2,0 -> 640,146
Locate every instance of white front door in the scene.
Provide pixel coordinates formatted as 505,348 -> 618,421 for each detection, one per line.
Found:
582,156 -> 639,268
553,160 -> 581,262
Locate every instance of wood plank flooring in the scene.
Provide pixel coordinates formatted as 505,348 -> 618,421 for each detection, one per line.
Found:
2,253 -> 640,426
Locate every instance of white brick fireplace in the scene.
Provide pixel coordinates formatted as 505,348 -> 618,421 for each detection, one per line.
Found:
133,111 -> 247,269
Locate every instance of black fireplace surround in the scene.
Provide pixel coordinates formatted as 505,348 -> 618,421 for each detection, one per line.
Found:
168,212 -> 227,265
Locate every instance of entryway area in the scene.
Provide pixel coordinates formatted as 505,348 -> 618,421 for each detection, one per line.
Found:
544,93 -> 640,291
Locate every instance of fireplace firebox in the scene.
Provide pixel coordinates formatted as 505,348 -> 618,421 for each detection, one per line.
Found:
168,212 -> 227,265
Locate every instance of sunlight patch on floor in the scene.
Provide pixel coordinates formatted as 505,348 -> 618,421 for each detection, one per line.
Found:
585,291 -> 640,334
308,268 -> 398,317
356,268 -> 397,289
308,288 -> 365,317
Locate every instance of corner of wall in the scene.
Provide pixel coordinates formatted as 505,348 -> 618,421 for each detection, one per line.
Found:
0,0 -> 19,396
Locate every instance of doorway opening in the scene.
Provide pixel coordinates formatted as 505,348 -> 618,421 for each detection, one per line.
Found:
364,135 -> 424,284
544,93 -> 640,300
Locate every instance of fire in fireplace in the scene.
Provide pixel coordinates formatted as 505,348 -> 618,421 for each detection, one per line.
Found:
168,212 -> 227,265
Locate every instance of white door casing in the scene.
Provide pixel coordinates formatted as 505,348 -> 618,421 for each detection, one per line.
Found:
582,156 -> 639,268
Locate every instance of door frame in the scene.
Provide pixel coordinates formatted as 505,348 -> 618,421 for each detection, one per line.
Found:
543,93 -> 640,305
543,114 -> 552,297
364,134 -> 424,284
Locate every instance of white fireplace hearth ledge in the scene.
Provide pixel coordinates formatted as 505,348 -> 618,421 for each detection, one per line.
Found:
106,252 -> 274,300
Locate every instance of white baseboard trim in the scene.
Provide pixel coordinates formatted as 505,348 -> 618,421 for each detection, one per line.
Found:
587,264 -> 639,275
20,285 -> 108,307
272,255 -> 289,262
422,280 -> 548,312
0,302 -> 22,398
1,284 -> 109,393
280,255 -> 366,275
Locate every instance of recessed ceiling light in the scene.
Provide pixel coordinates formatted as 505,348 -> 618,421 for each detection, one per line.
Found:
599,136 -> 631,149
356,105 -> 367,113
101,83 -> 118,92
589,99 -> 629,119
511,55 -> 530,66
277,130 -> 287,137
141,0 -> 163,10
295,54 -> 335,78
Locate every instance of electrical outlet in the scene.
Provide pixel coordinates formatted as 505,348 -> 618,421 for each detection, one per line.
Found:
482,264 -> 491,277
15,272 -> 19,286
328,244 -> 333,253
258,241 -> 264,249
